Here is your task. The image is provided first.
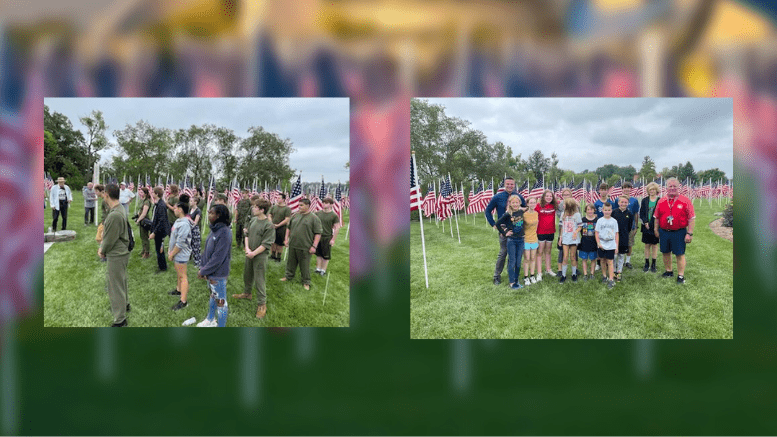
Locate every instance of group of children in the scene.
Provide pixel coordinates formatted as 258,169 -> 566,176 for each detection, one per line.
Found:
496,182 -> 649,290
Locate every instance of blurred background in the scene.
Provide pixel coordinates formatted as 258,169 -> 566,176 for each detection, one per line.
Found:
2,0 -> 774,434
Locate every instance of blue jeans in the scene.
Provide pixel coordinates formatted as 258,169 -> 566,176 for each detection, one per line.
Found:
506,238 -> 524,284
206,277 -> 228,327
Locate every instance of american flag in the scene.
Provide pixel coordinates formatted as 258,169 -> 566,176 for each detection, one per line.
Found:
341,190 -> 350,209
481,181 -> 494,207
410,153 -> 423,212
288,175 -> 303,213
421,182 -> 436,217
497,178 -> 505,194
610,179 -> 623,200
310,179 -> 325,212
586,179 -> 600,205
207,176 -> 215,205
573,180 -> 586,203
455,183 -> 465,211
271,182 -> 282,204
333,184 -> 343,226
553,180 -> 562,199
164,174 -> 171,200
466,182 -> 482,215
230,179 -> 241,207
517,180 -> 529,199
436,175 -> 453,221
44,172 -> 54,191
634,179 -> 645,199
529,179 -> 544,199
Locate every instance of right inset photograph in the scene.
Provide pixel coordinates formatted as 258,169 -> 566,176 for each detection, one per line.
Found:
410,97 -> 733,339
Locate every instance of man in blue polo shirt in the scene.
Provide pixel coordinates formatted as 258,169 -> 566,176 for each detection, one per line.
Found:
485,177 -> 526,285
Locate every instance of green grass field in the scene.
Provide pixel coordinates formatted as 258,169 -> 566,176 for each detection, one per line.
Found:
44,192 -> 350,327
411,201 -> 732,339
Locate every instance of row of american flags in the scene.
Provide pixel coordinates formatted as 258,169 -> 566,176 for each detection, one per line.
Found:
45,172 -> 350,224
412,155 -> 732,220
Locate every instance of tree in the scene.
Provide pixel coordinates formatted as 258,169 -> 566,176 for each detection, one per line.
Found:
607,174 -> 622,187
696,168 -> 727,183
526,150 -> 550,182
112,120 -> 173,183
44,105 -> 87,187
79,110 -> 108,179
235,126 -> 295,187
169,124 -> 216,184
638,155 -> 656,181
678,161 -> 696,184
213,127 -> 239,186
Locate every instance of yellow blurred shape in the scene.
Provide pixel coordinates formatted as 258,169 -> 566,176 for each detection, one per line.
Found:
678,53 -> 716,97
160,0 -> 239,37
704,0 -> 771,45
593,0 -> 643,14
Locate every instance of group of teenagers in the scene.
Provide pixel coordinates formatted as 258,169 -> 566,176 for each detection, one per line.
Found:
91,182 -> 340,327
485,177 -> 696,290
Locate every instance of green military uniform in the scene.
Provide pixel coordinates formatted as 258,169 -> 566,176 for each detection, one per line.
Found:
284,212 -> 323,286
99,198 -> 109,224
138,197 -> 152,254
166,195 -> 178,233
315,210 -> 339,260
269,204 -> 292,245
235,198 -> 252,248
100,204 -> 130,325
243,216 -> 275,305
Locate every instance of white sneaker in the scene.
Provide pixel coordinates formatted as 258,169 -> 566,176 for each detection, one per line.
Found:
595,264 -> 600,271
197,318 -> 217,327
545,270 -> 555,276
536,273 -> 542,282
524,277 -> 531,287
531,275 -> 538,284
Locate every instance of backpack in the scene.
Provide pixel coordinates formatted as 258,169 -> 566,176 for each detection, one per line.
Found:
127,219 -> 135,252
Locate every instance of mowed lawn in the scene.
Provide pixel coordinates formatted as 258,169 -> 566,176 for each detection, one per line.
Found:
411,202 -> 733,339
44,192 -> 350,327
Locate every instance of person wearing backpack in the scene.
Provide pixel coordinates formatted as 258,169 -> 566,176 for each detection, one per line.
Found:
98,183 -> 131,327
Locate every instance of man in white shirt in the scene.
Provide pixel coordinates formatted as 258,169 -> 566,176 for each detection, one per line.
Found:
119,182 -> 135,215
49,177 -> 73,230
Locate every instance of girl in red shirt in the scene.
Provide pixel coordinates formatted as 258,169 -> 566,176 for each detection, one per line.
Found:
535,189 -> 557,280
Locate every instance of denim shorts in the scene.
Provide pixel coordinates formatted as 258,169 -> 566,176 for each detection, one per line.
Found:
577,250 -> 597,260
524,242 -> 539,250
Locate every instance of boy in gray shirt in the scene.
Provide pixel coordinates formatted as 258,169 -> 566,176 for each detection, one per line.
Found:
595,203 -> 619,289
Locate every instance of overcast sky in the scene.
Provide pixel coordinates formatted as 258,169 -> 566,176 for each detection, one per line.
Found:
45,98 -> 350,183
424,98 -> 733,179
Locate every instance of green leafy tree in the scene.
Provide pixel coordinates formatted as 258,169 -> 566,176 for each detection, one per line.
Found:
44,105 -> 87,187
678,161 -> 696,184
79,110 -> 108,180
112,120 -> 173,184
638,155 -> 656,181
696,168 -> 727,184
526,150 -> 551,182
235,126 -> 295,187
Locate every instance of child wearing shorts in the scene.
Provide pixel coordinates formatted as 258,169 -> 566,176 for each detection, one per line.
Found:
523,197 -> 539,286
558,197 -> 582,283
595,203 -> 619,289
578,203 -> 599,280
168,200 -> 192,310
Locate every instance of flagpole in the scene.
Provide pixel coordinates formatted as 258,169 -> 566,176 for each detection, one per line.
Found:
413,152 -> 430,288
450,173 -> 461,243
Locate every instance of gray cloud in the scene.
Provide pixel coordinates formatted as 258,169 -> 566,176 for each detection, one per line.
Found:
424,97 -> 733,177
45,97 -> 350,183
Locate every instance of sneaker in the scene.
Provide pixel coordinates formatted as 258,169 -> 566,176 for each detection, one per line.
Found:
556,271 -> 562,278
524,277 -> 531,287
602,276 -> 608,284
559,275 -> 566,284
643,264 -> 649,272
154,269 -> 167,275
256,304 -> 267,319
319,270 -> 327,276
493,277 -> 501,285
662,271 -> 674,278
530,275 -> 538,284
536,273 -> 542,282
168,289 -> 181,296
615,273 -> 622,282
625,262 -> 633,270
595,264 -> 600,271
607,280 -> 615,289
650,265 -> 657,273
511,282 -> 523,289
126,303 -> 131,312
111,319 -> 127,327
677,275 -> 686,284
571,274 -> 578,283
197,318 -> 217,327
582,274 -> 589,281
546,269 -> 555,276
171,300 -> 188,311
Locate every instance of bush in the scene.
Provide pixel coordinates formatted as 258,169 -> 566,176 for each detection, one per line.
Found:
722,201 -> 733,227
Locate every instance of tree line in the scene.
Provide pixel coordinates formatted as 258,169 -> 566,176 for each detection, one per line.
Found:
411,99 -> 729,189
44,105 -> 297,190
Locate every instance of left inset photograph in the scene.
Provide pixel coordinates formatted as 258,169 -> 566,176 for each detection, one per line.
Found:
44,98 -> 350,327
